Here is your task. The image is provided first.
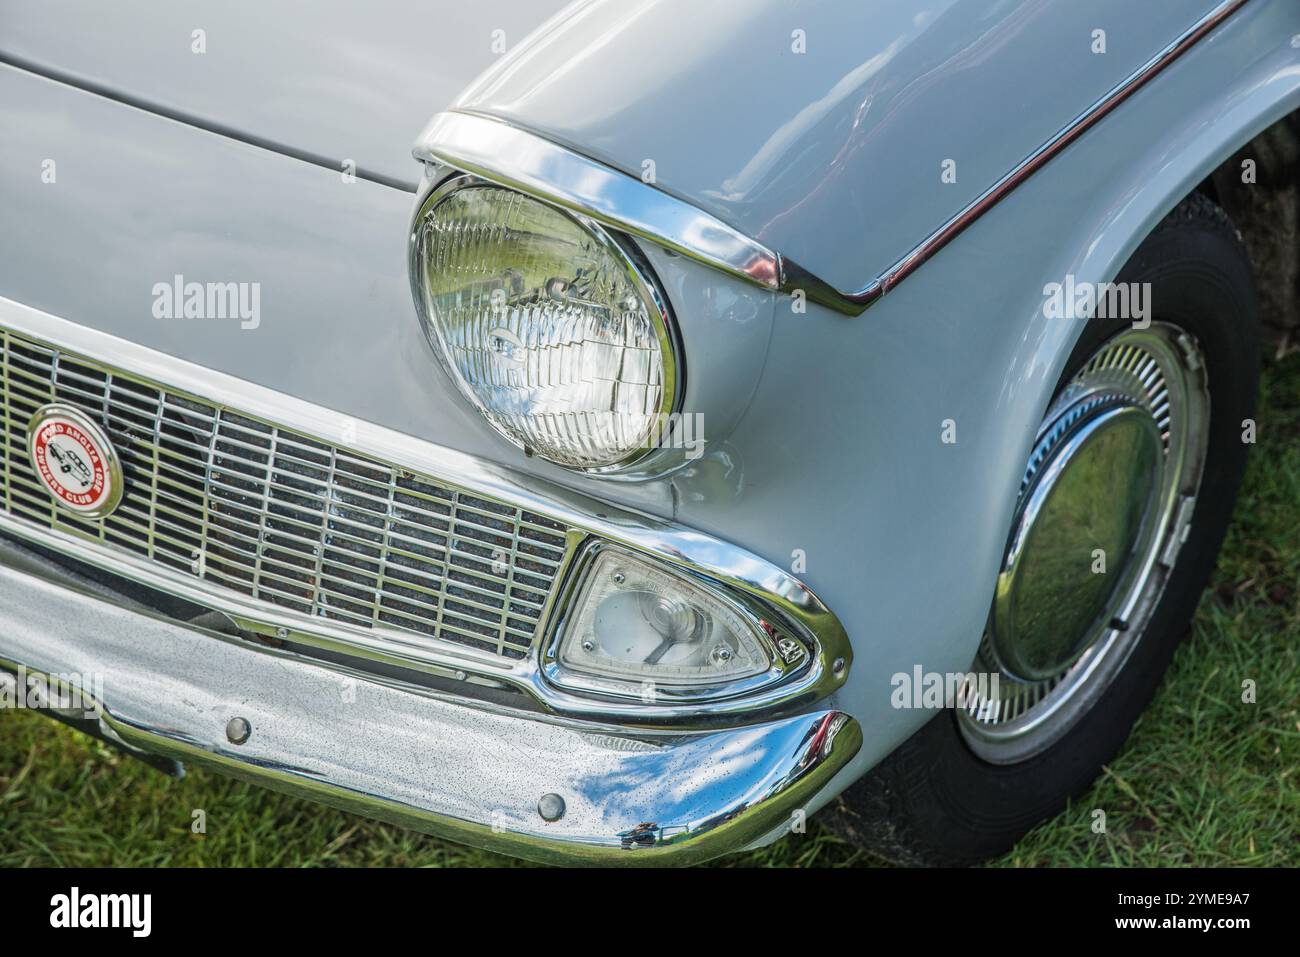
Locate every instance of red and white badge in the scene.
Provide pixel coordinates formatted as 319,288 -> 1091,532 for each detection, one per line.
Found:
27,404 -> 124,518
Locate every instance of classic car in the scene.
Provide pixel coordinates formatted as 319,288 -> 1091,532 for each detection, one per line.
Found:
0,0 -> 1297,866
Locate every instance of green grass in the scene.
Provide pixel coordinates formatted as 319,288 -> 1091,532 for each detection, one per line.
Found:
2,354 -> 1297,868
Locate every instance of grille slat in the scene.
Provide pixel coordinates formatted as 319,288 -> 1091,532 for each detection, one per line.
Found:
0,328 -> 572,663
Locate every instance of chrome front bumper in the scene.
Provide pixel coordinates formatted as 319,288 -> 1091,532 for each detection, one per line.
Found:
0,550 -> 860,866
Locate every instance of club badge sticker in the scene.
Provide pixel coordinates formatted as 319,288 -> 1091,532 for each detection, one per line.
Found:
27,404 -> 124,519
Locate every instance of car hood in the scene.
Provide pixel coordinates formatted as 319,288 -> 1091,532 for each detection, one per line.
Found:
4,0 -> 1232,291
0,0 -> 570,190
454,0 -> 1232,294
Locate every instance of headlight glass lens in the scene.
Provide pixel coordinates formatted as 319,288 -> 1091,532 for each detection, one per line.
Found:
555,548 -> 772,689
412,180 -> 679,470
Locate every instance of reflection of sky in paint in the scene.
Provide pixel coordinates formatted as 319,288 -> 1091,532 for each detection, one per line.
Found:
562,716 -> 817,834
713,38 -> 909,205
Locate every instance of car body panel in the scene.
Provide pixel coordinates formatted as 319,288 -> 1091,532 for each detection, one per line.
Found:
456,0 -> 1231,294
0,0 -> 571,189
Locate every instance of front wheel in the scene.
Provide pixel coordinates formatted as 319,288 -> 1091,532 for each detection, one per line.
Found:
829,193 -> 1260,866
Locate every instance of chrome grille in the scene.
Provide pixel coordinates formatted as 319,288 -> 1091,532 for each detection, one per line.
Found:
0,328 -> 570,662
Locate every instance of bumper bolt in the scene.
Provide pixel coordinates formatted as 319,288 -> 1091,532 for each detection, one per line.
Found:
537,793 -> 566,822
226,716 -> 252,745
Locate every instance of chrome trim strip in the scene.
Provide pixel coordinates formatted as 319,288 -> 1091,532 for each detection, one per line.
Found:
412,0 -> 1251,317
0,295 -> 851,722
0,555 -> 861,866
412,111 -> 782,290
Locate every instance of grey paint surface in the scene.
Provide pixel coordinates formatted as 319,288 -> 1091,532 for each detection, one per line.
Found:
0,0 -> 571,188
458,0 -> 1225,292
0,60 -> 775,521
1,0 -> 1297,822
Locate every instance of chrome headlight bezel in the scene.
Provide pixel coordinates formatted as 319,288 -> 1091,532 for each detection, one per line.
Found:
408,172 -> 685,474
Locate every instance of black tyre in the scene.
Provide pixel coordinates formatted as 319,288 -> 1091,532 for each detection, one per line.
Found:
829,193 -> 1260,866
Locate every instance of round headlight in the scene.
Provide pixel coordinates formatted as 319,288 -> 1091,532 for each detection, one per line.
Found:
410,176 -> 681,471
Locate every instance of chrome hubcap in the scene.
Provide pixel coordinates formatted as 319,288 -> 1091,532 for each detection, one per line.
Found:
991,397 -> 1164,681
957,323 -> 1211,764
